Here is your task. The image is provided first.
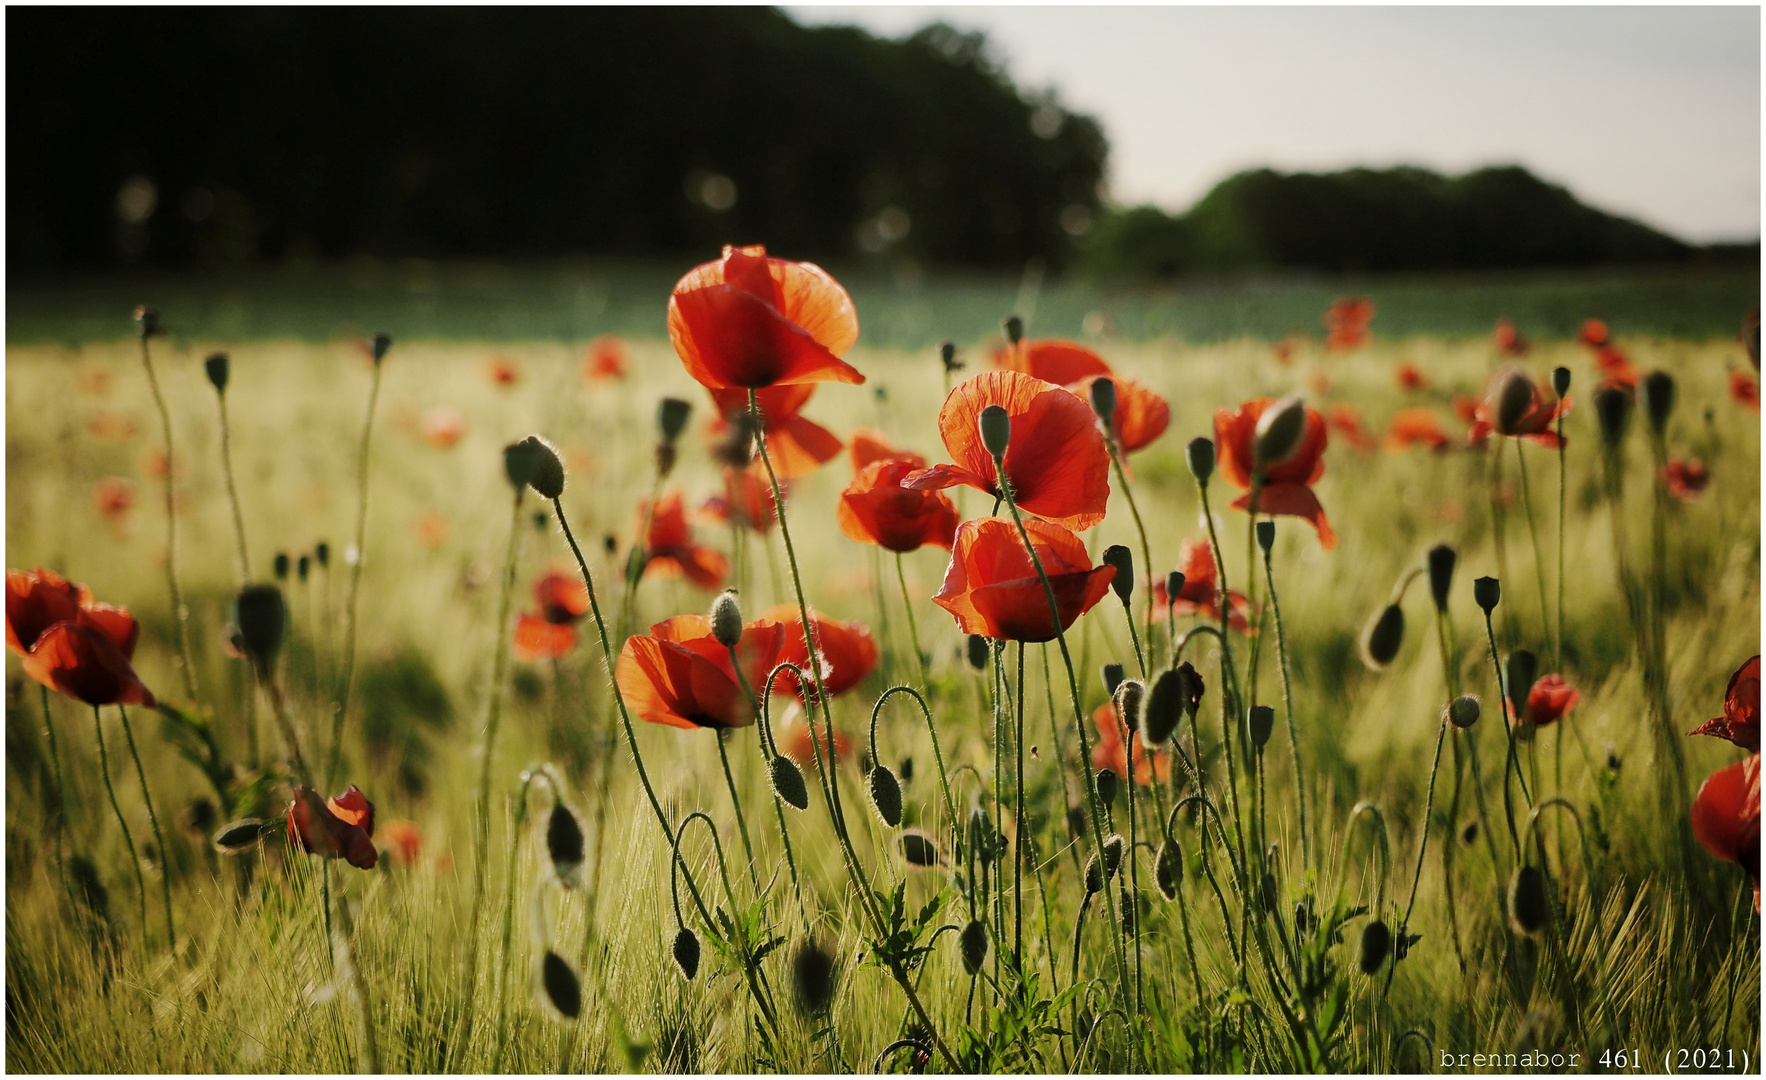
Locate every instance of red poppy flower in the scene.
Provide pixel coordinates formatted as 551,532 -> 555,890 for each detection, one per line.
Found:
583,335 -> 629,382
20,621 -> 155,707
93,477 -> 136,522
514,570 -> 589,661
708,384 -> 843,479
1578,319 -> 1610,348
1453,395 -> 1490,445
1592,345 -> 1639,389
904,371 -> 1111,531
1067,374 -> 1171,456
1324,297 -> 1375,351
1494,319 -> 1530,357
8,568 -> 141,659
1148,537 -> 1254,635
1480,370 -> 1568,448
414,512 -> 448,548
1394,362 -> 1430,392
1273,340 -> 1297,365
776,703 -> 852,766
1214,398 -> 1338,551
993,339 -> 1113,386
932,517 -> 1114,643
287,784 -> 378,870
421,406 -> 466,449
485,355 -> 521,387
848,428 -> 923,474
141,448 -> 173,480
1385,408 -> 1452,452
1090,702 -> 1172,787
667,244 -> 862,391
1731,370 -> 1760,411
838,459 -> 960,554
615,613 -> 788,730
380,819 -> 422,868
1324,404 -> 1378,453
513,617 -> 575,661
1521,674 -> 1580,726
763,604 -> 879,700
1690,656 -> 1760,753
643,490 -> 730,589
1690,756 -> 1760,900
700,465 -> 779,536
1664,458 -> 1710,501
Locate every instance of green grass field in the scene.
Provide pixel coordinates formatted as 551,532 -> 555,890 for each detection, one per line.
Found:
4,276 -> 1760,1072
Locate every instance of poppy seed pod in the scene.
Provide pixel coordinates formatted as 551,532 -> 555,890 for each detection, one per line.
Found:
537,950 -> 583,1019
1473,576 -> 1501,615
869,765 -> 903,828
1448,694 -> 1482,729
546,803 -> 586,886
234,584 -> 286,666
940,341 -> 960,374
978,404 -> 1012,459
1248,704 -> 1275,749
273,553 -> 290,581
1113,678 -> 1145,734
1551,366 -> 1572,398
213,818 -> 268,853
1089,377 -> 1118,430
369,332 -> 393,366
1359,919 -> 1392,974
297,555 -> 310,582
770,755 -> 810,811
1154,839 -> 1182,900
792,939 -> 837,1014
1506,650 -> 1538,720
1186,437 -> 1215,484
1083,852 -> 1105,895
1256,520 -> 1275,554
1101,662 -> 1125,697
1493,368 -> 1537,434
1141,668 -> 1185,747
1101,545 -> 1134,605
1594,384 -> 1634,449
1002,314 -> 1025,346
966,634 -> 990,672
1095,768 -> 1119,811
518,435 -> 566,499
204,352 -> 229,394
315,542 -> 330,568
1507,865 -> 1550,937
1640,370 -> 1676,435
1360,604 -> 1406,670
134,305 -> 162,339
959,919 -> 989,975
1253,394 -> 1308,468
710,591 -> 743,648
900,830 -> 939,867
1102,833 -> 1125,879
657,397 -> 693,444
1165,571 -> 1185,606
1427,544 -> 1456,613
673,926 -> 701,980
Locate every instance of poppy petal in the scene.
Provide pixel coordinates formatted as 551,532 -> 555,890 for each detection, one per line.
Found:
514,614 -> 577,662
670,284 -> 862,390
1232,483 -> 1337,551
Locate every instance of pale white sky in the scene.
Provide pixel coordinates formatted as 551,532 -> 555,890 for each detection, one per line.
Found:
789,5 -> 1762,242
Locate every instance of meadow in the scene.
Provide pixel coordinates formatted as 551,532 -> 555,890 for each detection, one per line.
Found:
3,262 -> 1760,1073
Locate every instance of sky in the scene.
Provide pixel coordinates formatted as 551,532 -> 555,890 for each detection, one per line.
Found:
789,5 -> 1762,242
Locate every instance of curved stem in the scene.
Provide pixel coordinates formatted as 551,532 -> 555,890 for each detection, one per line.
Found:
93,704 -> 149,945
1106,450 -> 1157,664
328,356 -> 384,788
1514,443 -> 1554,664
40,686 -> 72,910
137,335 -> 200,706
1481,608 -> 1530,856
490,770 -> 540,1073
1555,414 -> 1566,669
867,685 -> 960,850
730,651 -> 808,931
117,705 -> 174,951
895,552 -> 931,690
215,391 -> 252,583
1119,694 -> 1143,1016
1260,541 -> 1310,871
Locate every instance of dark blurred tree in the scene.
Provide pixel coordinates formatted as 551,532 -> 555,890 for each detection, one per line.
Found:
7,8 -> 1106,273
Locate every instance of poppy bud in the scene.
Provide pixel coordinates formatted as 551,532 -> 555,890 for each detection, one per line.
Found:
315,542 -> 330,568
292,555 -> 307,584
1461,821 -> 1479,846
1164,571 -> 1185,606
546,802 -> 586,887
183,797 -> 218,836
518,435 -> 566,499
959,919 -> 989,974
770,756 -> 810,811
1493,369 -> 1536,434
710,591 -> 743,648
1254,394 -> 1308,468
1101,662 -> 1124,697
1427,544 -> 1456,613
1114,678 -> 1145,734
966,634 -> 990,672
1089,377 -> 1118,430
1606,747 -> 1622,772
1141,669 -> 1185,747
1640,370 -> 1675,435
212,818 -> 268,853
1120,888 -> 1137,936
870,765 -> 903,828
792,939 -> 837,1014
504,440 -> 541,491
1360,604 -> 1406,670
369,332 -> 393,366
1473,576 -> 1501,615
656,397 -> 693,444
978,405 -> 1011,459
1256,520 -> 1275,554
537,950 -> 582,1019
1101,545 -> 1134,605
273,553 -> 290,581
1505,649 -> 1537,720
940,341 -> 961,374
1095,769 -> 1119,811
900,829 -> 939,867
602,535 -> 617,555
134,305 -> 162,339
1154,840 -> 1182,901
899,756 -> 914,783
1595,385 -> 1634,449
1248,704 -> 1275,749
1083,852 -> 1105,895
673,926 -> 700,980
234,584 -> 286,666
1359,919 -> 1392,974
1102,833 -> 1125,879
1507,865 -> 1549,937
1448,694 -> 1482,729
204,352 -> 229,394
1551,366 -> 1572,398
1260,871 -> 1278,913
967,806 -> 992,855
1186,437 -> 1215,484
1002,314 -> 1024,346
1294,901 -> 1308,936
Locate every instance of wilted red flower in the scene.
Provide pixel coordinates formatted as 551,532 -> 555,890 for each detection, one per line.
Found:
1214,398 -> 1337,551
1385,408 -> 1452,452
700,465 -> 779,536
905,370 -> 1111,531
1690,756 -> 1760,904
1090,702 -> 1172,786
776,703 -> 852,766
1324,297 -> 1375,351
1148,537 -> 1254,634
615,613 -> 787,730
1690,656 -> 1760,753
838,459 -> 960,553
1731,370 -> 1760,411
1578,319 -> 1610,347
643,490 -> 730,588
708,383 -> 843,478
20,621 -> 155,707
932,517 -> 1114,643
1394,362 -> 1430,392
485,355 -> 522,387
93,477 -> 136,521
764,604 -> 879,700
87,412 -> 137,442
1664,458 -> 1710,500
380,818 -> 422,868
1481,369 -> 1568,448
421,406 -> 467,449
1494,319 -> 1530,357
1519,674 -> 1580,726
667,244 -> 862,391
1067,373 -> 1171,456
848,428 -> 923,474
583,335 -> 630,382
514,570 -> 590,662
993,339 -> 1113,386
1324,404 -> 1377,453
287,784 -> 378,870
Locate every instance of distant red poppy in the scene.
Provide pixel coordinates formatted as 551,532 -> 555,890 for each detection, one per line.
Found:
993,339 -> 1113,386
848,428 -> 923,474
1148,537 -> 1254,635
514,570 -> 590,662
380,819 -> 422,868
776,703 -> 852,766
1578,319 -> 1610,348
93,477 -> 136,521
485,355 -> 521,387
1480,370 -> 1568,448
21,621 -> 155,708
414,512 -> 448,548
141,448 -> 173,480
1394,362 -> 1430,392
421,406 -> 466,449
700,465 -> 779,535
583,335 -> 630,382
1731,371 -> 1760,411
1385,408 -> 1452,452
1690,656 -> 1760,753
904,371 -> 1111,531
1520,674 -> 1580,727
667,244 -> 862,391
1324,404 -> 1378,453
932,517 -> 1114,643
1324,297 -> 1375,351
1090,702 -> 1172,786
1664,458 -> 1710,500
77,364 -> 114,397
615,613 -> 788,730
643,490 -> 730,589
1454,396 -> 1492,445
287,784 -> 378,870
1494,319 -> 1530,357
1214,398 -> 1338,551
1273,340 -> 1297,366
87,412 -> 137,442
1689,756 -> 1760,904
1067,373 -> 1171,456
764,604 -> 879,700
708,384 -> 843,479
1592,345 -> 1640,389
838,459 -> 960,554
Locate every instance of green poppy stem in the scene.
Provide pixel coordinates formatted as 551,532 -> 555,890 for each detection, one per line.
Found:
136,334 -> 200,706
329,354 -> 384,789
92,704 -> 148,946
116,704 -> 173,951
895,552 -> 931,690
1260,539 -> 1310,872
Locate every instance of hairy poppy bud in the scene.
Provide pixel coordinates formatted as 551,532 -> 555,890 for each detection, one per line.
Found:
546,802 -> 585,887
1101,662 -> 1125,697
1164,571 -> 1185,606
1493,368 -> 1536,434
770,756 -> 809,811
204,352 -> 229,394
1427,544 -> 1456,613
1002,314 -> 1024,346
537,950 -> 583,1019
673,927 -> 700,980
1595,385 -> 1634,449
315,542 -> 330,568
1083,852 -> 1104,895
1095,769 -> 1119,812
967,806 -> 992,856
1113,678 -> 1145,734
1256,520 -> 1275,554
213,818 -> 268,853
504,440 -> 540,491
1473,576 -> 1501,615
1154,839 -> 1182,901
1141,668 -> 1185,747
1186,437 -> 1215,484
870,765 -> 903,828
516,435 -> 566,499
134,305 -> 162,339
1505,649 -> 1537,720
792,939 -> 836,1014
1640,370 -> 1675,435
1359,919 -> 1392,974
1101,545 -> 1134,605
1254,394 -> 1308,468
1089,377 -> 1118,430
369,332 -> 393,366
1248,704 -> 1275,749
959,919 -> 989,975
273,552 -> 290,581
966,634 -> 990,672
1507,865 -> 1549,937
1102,833 -> 1125,879
979,405 -> 1011,459
900,829 -> 939,867
710,591 -> 743,648
1120,888 -> 1137,936
1448,694 -> 1481,729
1551,366 -> 1571,398
234,584 -> 286,666
1360,604 -> 1406,670
940,341 -> 961,374
657,397 -> 693,444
